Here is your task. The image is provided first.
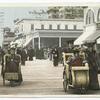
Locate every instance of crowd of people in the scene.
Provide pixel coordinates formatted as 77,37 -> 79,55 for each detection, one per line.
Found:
0,46 -> 47,65
16,47 -> 35,65
0,46 -> 46,86
0,43 -> 99,89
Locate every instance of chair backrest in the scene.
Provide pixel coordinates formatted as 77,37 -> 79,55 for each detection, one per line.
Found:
65,53 -> 73,61
71,57 -> 83,66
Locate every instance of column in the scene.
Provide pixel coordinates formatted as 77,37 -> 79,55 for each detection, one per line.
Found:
59,37 -> 61,47
38,37 -> 40,49
32,37 -> 34,49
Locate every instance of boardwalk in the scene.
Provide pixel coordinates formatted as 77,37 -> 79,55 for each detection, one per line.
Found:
0,59 -> 65,96
0,59 -> 99,96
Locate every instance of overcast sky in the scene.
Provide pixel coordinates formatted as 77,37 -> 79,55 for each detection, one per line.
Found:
0,7 -> 48,46
0,7 -> 48,30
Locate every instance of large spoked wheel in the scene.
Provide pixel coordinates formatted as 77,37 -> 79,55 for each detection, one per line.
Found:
63,73 -> 69,92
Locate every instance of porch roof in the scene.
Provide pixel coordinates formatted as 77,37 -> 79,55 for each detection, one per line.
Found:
33,29 -> 83,38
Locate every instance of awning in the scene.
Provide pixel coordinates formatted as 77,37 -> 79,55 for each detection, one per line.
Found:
74,30 -> 95,45
97,38 -> 100,44
23,37 -> 33,47
83,30 -> 100,43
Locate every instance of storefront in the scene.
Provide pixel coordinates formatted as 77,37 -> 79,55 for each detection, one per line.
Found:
74,7 -> 100,46
33,30 -> 81,49
15,18 -> 83,49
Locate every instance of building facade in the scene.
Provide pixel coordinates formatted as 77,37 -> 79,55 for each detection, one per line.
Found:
74,7 -> 100,47
14,19 -> 83,49
3,27 -> 15,48
47,7 -> 84,19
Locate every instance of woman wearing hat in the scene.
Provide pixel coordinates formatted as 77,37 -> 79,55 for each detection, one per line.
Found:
3,47 -> 23,86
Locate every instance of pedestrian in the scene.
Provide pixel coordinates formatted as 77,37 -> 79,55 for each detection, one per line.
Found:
21,48 -> 27,65
52,47 -> 59,66
0,46 -> 2,64
16,47 -> 22,56
28,47 -> 35,61
58,47 -> 62,64
1,47 -> 7,78
85,44 -> 99,90
39,48 -> 44,59
48,48 -> 52,61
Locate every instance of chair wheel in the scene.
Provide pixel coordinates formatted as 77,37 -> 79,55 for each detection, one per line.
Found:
63,74 -> 69,92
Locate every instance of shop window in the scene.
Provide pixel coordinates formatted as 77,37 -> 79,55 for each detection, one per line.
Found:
49,24 -> 52,30
57,24 -> 60,30
74,25 -> 77,30
31,24 -> 34,31
86,9 -> 95,25
65,25 -> 68,30
41,24 -> 44,29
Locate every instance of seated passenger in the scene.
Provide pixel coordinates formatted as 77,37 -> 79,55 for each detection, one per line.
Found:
67,47 -> 84,84
69,47 -> 84,67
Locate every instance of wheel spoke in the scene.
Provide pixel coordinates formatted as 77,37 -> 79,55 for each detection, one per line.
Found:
63,74 -> 68,92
